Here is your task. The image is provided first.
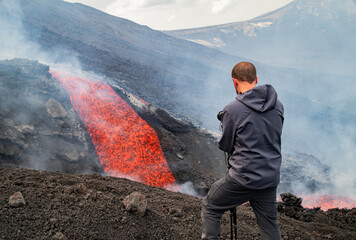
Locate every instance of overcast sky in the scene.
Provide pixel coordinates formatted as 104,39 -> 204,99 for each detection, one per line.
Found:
64,0 -> 294,30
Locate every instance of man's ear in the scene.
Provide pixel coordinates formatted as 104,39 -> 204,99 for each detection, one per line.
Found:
233,78 -> 238,87
256,76 -> 258,84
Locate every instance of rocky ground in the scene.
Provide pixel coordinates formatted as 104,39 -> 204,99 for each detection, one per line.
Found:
1,167 -> 355,240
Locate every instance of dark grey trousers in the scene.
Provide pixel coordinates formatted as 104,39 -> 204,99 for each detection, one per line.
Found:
201,173 -> 281,240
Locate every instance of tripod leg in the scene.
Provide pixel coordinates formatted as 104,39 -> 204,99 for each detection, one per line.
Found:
230,209 -> 233,240
233,208 -> 237,240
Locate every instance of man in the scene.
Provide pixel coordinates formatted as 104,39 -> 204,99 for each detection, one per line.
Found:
201,62 -> 284,240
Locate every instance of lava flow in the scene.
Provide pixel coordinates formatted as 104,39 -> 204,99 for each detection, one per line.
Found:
51,70 -> 178,191
301,194 -> 356,210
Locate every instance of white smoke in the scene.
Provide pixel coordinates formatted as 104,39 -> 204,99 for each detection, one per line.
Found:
0,0 -> 82,69
177,181 -> 199,197
0,0 -> 41,60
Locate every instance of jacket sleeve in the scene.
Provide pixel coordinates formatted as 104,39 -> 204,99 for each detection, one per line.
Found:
218,110 -> 235,154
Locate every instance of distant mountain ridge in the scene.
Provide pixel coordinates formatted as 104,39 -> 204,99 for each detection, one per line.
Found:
166,0 -> 356,76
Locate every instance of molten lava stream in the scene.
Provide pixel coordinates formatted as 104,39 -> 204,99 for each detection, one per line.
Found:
301,194 -> 356,210
51,70 -> 178,191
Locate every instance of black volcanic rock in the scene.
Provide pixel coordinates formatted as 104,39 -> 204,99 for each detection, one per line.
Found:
278,192 -> 321,222
102,76 -> 227,188
0,58 -> 102,174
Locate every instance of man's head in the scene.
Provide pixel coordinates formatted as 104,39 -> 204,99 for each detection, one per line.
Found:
231,62 -> 257,94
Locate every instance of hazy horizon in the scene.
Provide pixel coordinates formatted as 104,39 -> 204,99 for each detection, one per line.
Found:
64,0 -> 294,30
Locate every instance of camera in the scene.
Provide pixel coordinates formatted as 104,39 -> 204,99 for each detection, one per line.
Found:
217,110 -> 224,121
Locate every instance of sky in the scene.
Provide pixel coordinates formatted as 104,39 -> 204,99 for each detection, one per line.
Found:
64,0 -> 294,30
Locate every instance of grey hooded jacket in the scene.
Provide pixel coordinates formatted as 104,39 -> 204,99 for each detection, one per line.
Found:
219,84 -> 284,189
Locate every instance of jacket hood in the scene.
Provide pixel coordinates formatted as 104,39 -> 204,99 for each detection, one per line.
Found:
236,84 -> 277,112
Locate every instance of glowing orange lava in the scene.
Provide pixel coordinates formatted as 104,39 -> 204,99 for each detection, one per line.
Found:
300,194 -> 356,210
51,70 -> 178,191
